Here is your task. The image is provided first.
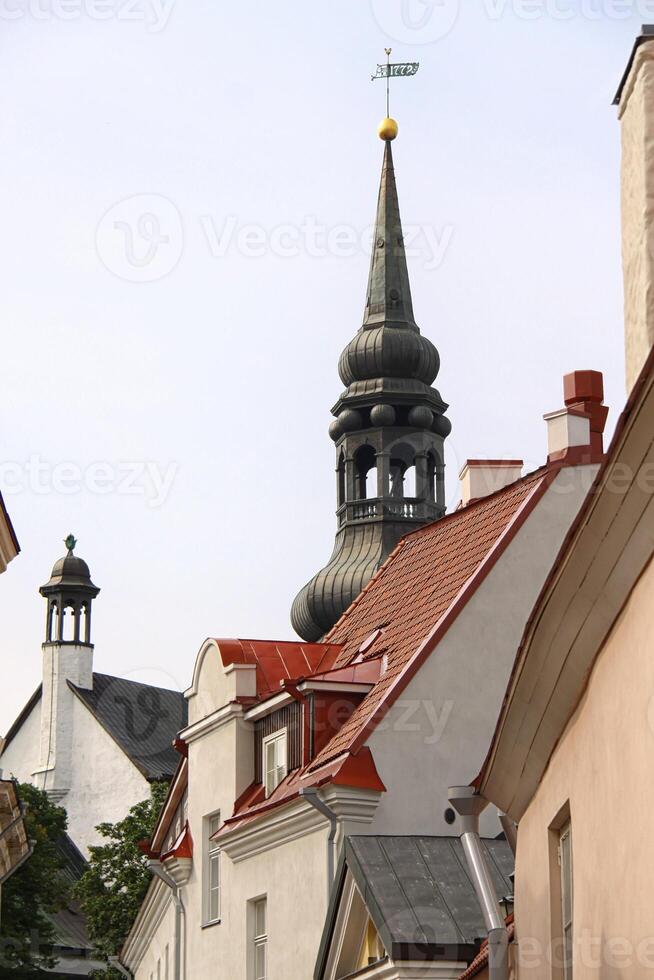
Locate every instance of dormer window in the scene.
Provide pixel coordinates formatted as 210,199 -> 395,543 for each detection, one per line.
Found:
263,730 -> 287,797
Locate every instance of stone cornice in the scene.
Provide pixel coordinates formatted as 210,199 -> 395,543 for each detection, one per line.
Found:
179,701 -> 247,743
220,786 -> 381,863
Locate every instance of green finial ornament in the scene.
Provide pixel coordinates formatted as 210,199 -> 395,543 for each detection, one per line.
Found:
64,534 -> 77,555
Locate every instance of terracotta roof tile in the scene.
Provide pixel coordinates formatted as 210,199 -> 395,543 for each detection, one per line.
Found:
307,469 -> 549,770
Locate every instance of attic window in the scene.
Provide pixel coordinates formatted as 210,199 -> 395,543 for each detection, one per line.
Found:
263,730 -> 287,797
354,627 -> 386,661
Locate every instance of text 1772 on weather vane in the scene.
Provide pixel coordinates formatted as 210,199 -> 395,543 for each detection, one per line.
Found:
371,48 -> 419,141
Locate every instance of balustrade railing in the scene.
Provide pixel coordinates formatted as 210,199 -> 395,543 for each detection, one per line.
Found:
337,497 -> 441,527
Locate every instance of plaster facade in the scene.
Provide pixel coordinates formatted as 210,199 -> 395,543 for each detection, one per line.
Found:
1,683 -> 152,852
618,40 -> 654,392
512,553 -> 654,978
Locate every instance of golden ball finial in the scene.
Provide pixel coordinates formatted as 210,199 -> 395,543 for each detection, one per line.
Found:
378,117 -> 398,141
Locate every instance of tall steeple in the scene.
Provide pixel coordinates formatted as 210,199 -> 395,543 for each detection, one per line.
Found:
35,536 -> 100,799
291,121 -> 450,642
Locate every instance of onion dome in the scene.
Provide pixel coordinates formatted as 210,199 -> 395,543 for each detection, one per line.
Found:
40,534 -> 99,598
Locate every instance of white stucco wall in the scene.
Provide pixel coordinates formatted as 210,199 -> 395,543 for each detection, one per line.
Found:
0,695 -> 41,783
65,694 -> 152,852
367,465 -> 597,838
0,684 -> 152,855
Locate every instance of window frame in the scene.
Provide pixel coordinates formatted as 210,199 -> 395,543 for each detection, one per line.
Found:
202,811 -> 222,927
262,728 -> 288,797
559,821 -> 573,980
252,897 -> 267,980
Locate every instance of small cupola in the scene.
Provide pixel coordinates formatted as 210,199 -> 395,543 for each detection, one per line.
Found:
40,535 -> 100,646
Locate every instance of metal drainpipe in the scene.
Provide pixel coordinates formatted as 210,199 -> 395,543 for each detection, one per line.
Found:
448,786 -> 509,980
300,787 -> 338,903
108,956 -> 133,979
148,860 -> 186,980
498,810 -> 518,856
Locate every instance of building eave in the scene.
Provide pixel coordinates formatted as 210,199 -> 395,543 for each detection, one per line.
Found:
478,344 -> 654,819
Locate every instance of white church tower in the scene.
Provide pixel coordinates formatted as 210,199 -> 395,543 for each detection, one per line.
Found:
33,534 -> 100,800
1,537 -> 187,856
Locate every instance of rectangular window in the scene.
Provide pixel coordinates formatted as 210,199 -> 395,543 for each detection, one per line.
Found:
253,898 -> 267,980
164,946 -> 169,980
263,730 -> 287,796
204,812 -> 221,925
559,822 -> 573,979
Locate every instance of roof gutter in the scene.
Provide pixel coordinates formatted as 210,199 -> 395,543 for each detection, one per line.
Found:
448,786 -> 508,980
300,787 -> 338,903
148,860 -> 186,980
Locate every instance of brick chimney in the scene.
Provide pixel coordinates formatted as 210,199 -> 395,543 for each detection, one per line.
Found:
615,27 -> 654,392
544,370 -> 607,463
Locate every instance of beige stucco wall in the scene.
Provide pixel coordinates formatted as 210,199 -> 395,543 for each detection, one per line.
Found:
619,41 -> 654,392
513,553 -> 654,978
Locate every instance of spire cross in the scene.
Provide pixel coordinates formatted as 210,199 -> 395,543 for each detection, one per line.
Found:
371,49 -> 419,118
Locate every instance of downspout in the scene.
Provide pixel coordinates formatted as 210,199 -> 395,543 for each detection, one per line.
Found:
498,810 -> 518,856
148,860 -> 186,980
108,956 -> 133,979
300,787 -> 338,904
448,786 -> 508,980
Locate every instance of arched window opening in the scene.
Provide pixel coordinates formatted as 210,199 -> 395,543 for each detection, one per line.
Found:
337,453 -> 345,508
61,605 -> 74,642
355,446 -> 377,500
404,465 -> 417,498
426,452 -> 437,501
79,604 -> 88,644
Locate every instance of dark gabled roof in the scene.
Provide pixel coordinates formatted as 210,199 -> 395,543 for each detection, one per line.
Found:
69,673 -> 188,781
50,834 -> 94,954
613,25 -> 654,105
315,835 -> 513,978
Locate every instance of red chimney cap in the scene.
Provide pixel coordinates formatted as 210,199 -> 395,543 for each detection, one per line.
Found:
563,370 -> 604,405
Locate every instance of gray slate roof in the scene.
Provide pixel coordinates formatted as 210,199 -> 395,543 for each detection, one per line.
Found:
316,835 -> 513,977
69,673 -> 188,781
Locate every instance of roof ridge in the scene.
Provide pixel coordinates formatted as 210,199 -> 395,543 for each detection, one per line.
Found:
91,671 -> 184,696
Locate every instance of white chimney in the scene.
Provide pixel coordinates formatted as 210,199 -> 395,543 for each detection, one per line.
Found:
615,27 -> 654,392
543,408 -> 591,460
459,460 -> 523,507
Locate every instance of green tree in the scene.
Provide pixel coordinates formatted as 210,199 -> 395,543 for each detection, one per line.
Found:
75,782 -> 168,974
0,783 -> 70,977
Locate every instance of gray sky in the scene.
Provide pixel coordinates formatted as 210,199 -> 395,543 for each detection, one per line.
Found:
0,2 -> 638,730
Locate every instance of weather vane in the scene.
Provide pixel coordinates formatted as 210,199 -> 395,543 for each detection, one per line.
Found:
371,48 -> 419,132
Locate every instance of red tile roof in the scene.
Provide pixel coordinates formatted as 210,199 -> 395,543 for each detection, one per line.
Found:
214,638 -> 343,698
216,466 -> 556,833
306,467 -> 552,772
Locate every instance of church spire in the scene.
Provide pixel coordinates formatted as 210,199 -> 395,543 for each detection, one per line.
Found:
363,140 -> 415,331
291,123 -> 451,643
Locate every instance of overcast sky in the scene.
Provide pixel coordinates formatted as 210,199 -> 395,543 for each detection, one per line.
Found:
0,2 -> 640,730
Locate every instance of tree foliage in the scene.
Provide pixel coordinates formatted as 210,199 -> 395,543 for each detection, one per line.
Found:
75,781 -> 168,970
0,783 -> 70,976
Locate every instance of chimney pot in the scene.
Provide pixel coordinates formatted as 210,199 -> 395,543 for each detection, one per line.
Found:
563,369 -> 604,406
459,460 -> 523,507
